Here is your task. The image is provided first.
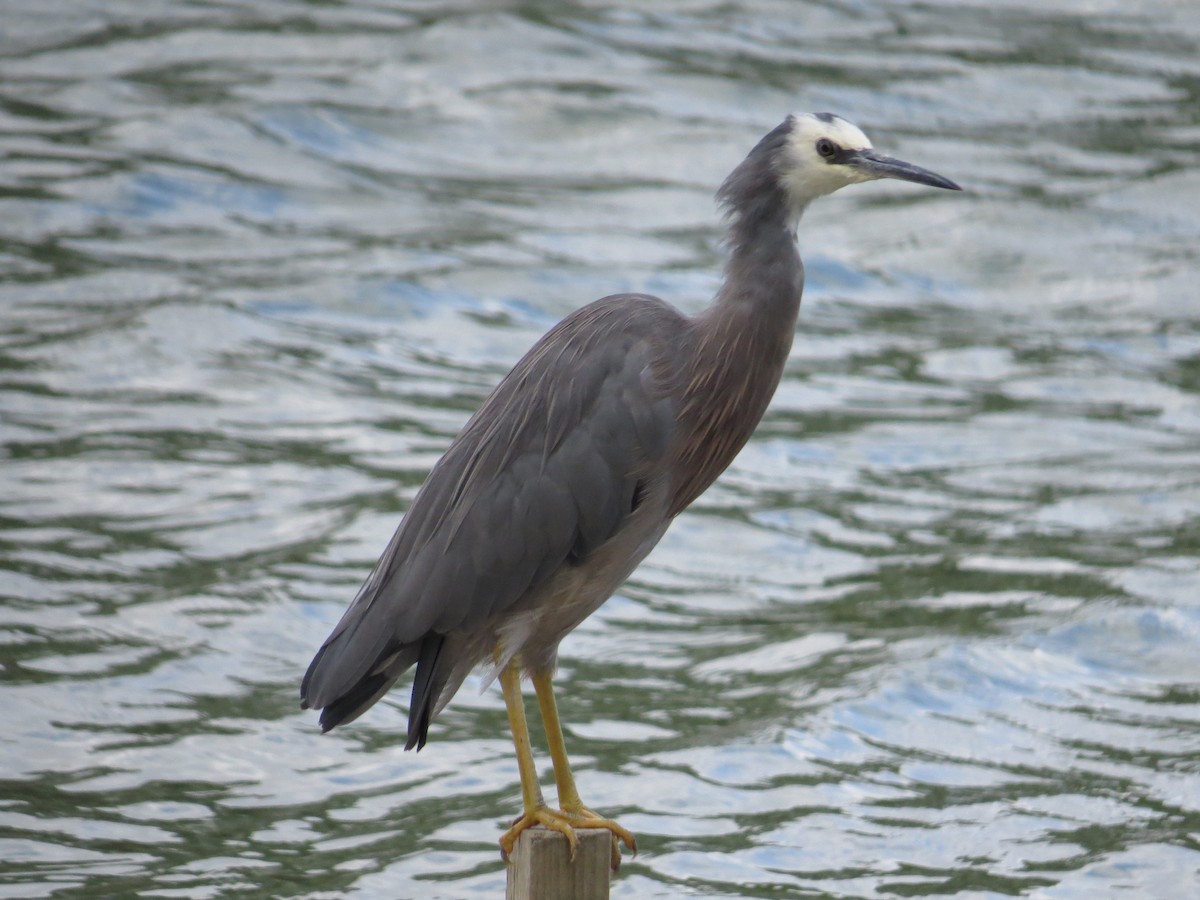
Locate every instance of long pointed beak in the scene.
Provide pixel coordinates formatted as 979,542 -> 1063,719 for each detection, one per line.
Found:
850,149 -> 963,191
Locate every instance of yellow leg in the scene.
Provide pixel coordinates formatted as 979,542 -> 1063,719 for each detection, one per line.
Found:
499,658 -> 601,862
532,667 -> 637,868
500,658 -> 546,819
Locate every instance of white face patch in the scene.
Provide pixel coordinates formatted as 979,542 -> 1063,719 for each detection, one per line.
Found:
778,112 -> 877,207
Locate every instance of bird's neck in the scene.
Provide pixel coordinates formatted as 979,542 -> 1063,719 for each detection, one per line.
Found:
667,216 -> 803,515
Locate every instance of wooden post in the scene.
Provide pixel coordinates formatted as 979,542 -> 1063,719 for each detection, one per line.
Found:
505,827 -> 612,900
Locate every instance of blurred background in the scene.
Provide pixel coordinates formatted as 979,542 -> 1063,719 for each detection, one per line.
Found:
2,1 -> 1198,897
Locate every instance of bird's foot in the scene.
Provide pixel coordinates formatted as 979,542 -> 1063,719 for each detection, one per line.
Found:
564,803 -> 636,871
499,804 -> 636,871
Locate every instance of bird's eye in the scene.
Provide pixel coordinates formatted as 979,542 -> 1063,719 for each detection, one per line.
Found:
816,138 -> 837,159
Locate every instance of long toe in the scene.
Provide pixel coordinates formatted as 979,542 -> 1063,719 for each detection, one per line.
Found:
561,805 -> 636,871
499,806 -> 579,861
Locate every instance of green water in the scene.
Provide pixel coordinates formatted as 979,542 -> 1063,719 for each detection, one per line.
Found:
2,2 -> 1198,897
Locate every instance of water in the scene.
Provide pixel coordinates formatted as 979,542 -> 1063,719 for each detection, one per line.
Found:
2,2 -> 1198,897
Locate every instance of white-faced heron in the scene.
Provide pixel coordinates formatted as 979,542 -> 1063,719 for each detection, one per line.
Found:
301,112 -> 962,866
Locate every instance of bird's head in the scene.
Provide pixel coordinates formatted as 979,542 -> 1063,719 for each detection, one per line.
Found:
777,112 -> 962,206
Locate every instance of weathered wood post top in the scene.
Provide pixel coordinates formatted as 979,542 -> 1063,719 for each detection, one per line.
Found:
505,827 -> 613,900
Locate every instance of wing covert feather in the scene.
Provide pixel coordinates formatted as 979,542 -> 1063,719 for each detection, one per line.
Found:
302,294 -> 683,708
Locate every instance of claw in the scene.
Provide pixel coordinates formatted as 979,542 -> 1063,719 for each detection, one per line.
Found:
500,806 -> 580,860
564,804 -> 636,870
499,805 -> 636,871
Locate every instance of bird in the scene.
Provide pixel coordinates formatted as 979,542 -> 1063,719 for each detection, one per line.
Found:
301,112 -> 961,867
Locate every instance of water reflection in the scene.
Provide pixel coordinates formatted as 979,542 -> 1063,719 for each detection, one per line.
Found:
2,1 -> 1198,897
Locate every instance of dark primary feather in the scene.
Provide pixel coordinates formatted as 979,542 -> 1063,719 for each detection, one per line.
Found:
301,294 -> 683,741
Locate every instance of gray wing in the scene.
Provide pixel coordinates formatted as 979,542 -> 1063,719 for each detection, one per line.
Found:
301,293 -> 682,736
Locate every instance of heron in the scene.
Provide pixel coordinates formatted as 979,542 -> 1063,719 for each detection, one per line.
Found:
301,112 -> 961,867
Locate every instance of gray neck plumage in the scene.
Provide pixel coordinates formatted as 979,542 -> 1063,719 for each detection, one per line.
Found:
714,120 -> 806,326
666,130 -> 805,515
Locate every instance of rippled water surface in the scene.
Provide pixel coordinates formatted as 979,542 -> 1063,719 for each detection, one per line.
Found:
3,2 -> 1199,897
